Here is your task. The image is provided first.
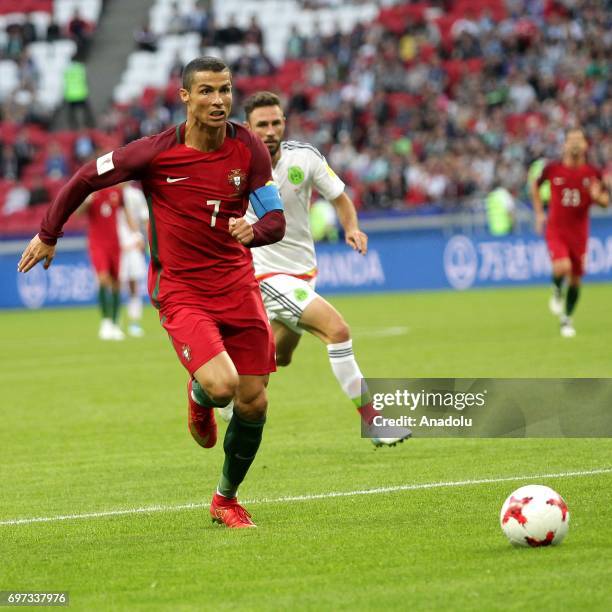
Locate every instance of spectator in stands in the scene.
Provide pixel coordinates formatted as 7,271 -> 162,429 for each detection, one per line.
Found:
139,106 -> 169,137
21,16 -> 38,46
508,72 -> 537,113
18,0 -> 607,215
4,26 -> 24,60
13,129 -> 35,179
45,142 -> 69,180
486,181 -> 516,236
185,0 -> 213,37
245,16 -> 264,47
16,51 -> 39,90
166,2 -> 187,35
63,52 -> 95,130
46,19 -> 61,42
2,183 -> 29,216
134,22 -> 158,53
286,25 -> 306,59
214,15 -> 244,46
3,86 -> 34,125
67,9 -> 92,57
169,52 -> 184,78
329,131 -> 357,176
287,83 -> 310,115
74,132 -> 95,162
384,164 -> 408,208
28,177 -> 50,207
0,144 -> 19,181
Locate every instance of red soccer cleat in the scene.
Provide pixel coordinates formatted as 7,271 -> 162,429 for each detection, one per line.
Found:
187,379 -> 217,448
210,493 -> 257,528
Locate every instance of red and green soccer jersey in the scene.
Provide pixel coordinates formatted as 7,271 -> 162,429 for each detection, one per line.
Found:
40,122 -> 274,307
86,186 -> 123,279
537,161 -> 602,243
86,186 -> 122,251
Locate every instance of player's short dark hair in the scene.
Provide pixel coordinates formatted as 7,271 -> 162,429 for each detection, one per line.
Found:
244,91 -> 282,120
182,56 -> 230,91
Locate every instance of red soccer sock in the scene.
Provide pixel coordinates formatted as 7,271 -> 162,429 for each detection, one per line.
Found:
357,401 -> 378,426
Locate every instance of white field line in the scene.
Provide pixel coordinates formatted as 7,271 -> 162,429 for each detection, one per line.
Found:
1,467 -> 611,527
353,326 -> 409,338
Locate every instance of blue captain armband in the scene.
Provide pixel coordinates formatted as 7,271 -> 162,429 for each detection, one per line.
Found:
249,181 -> 284,219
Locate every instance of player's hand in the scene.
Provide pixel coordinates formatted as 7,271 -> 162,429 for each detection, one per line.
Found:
346,229 -> 368,255
229,217 -> 254,246
589,180 -> 602,203
534,212 -> 546,235
17,234 -> 56,273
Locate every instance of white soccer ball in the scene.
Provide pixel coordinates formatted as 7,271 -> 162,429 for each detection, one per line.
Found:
500,484 -> 570,547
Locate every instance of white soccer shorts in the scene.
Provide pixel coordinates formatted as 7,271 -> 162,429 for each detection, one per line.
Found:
258,274 -> 319,335
120,249 -> 147,283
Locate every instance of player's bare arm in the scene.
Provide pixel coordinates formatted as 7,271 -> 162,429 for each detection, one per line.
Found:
530,179 -> 546,234
590,179 -> 610,208
332,192 -> 368,254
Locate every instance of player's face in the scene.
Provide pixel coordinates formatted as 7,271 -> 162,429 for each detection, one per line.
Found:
180,70 -> 232,128
247,106 -> 285,157
564,131 -> 587,158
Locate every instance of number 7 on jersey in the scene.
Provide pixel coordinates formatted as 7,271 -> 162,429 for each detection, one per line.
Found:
206,200 -> 221,227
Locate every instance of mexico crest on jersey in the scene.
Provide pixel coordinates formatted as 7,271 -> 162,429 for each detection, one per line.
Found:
227,168 -> 246,193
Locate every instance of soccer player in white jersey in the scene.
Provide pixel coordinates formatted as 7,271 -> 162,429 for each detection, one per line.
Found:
242,91 -> 410,448
118,182 -> 149,337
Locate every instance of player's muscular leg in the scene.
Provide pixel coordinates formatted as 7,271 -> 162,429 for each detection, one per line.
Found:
193,351 -> 239,404
298,296 -> 351,345
552,258 -> 572,279
97,271 -> 113,288
234,375 -> 269,421
272,321 -> 301,366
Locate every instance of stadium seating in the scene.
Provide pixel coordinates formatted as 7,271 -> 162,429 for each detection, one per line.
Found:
1,0 -> 611,236
0,0 -> 103,112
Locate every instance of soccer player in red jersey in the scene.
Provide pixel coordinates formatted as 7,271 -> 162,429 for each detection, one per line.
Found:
531,128 -> 609,337
17,57 -> 286,528
80,186 -> 126,341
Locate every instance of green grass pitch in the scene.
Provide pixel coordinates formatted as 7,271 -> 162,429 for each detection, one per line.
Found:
1,285 -> 611,611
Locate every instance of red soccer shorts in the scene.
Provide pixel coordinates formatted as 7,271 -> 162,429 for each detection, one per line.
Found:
160,284 -> 276,376
89,243 -> 120,279
546,232 -> 587,277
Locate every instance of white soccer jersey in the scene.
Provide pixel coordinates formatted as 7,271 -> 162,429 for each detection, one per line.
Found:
246,141 -> 345,277
117,183 -> 149,250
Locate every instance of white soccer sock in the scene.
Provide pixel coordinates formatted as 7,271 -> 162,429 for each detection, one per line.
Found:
127,295 -> 142,322
327,339 -> 364,405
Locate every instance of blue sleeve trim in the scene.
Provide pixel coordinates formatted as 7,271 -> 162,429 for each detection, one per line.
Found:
249,182 -> 284,219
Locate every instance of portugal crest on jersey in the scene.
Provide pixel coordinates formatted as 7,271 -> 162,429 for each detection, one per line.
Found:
227,168 -> 246,193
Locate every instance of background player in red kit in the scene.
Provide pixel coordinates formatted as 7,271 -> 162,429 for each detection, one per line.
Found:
17,57 -> 286,528
531,128 -> 609,337
80,186 -> 125,341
